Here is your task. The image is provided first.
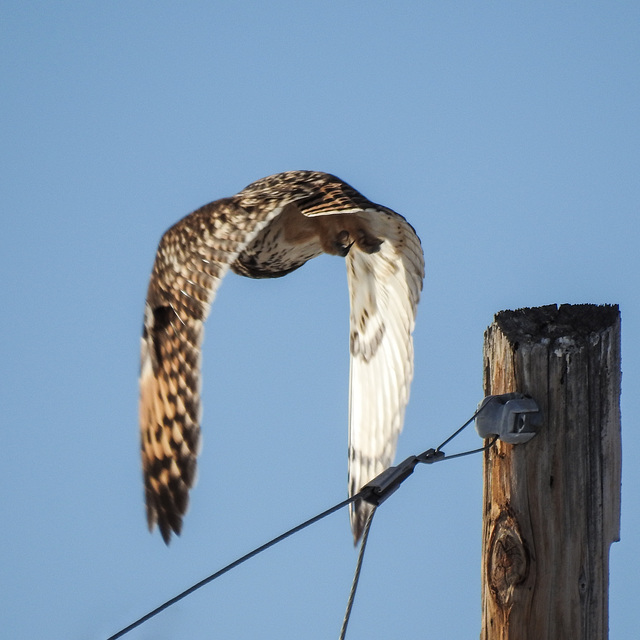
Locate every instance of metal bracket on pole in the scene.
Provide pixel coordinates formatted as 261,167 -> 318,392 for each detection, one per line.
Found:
475,393 -> 541,444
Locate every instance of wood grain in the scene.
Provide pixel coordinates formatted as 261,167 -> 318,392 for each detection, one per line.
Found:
480,304 -> 621,640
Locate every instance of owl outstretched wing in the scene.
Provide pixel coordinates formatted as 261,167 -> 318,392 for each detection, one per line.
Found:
139,198 -> 295,543
345,210 -> 424,541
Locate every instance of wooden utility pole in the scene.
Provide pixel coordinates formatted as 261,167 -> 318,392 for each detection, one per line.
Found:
480,304 -> 621,640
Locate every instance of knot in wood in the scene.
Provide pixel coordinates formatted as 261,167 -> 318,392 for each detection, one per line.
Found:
488,510 -> 529,609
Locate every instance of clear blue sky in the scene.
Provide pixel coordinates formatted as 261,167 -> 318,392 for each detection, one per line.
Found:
2,3 -> 638,638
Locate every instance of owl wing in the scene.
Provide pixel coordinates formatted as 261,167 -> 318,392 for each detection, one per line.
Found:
139,197 -> 291,544
345,209 -> 424,541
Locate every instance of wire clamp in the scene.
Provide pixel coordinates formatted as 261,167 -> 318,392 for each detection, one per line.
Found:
360,455 -> 420,506
417,448 -> 446,464
475,393 -> 540,444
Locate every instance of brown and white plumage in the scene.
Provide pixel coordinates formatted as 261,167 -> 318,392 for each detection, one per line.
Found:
139,170 -> 424,544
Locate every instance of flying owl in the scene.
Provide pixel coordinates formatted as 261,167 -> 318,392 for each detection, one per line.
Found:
139,170 -> 424,544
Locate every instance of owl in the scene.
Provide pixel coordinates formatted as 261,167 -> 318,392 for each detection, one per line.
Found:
139,171 -> 424,544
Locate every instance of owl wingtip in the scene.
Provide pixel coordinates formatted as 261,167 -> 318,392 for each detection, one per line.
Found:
157,518 -> 182,546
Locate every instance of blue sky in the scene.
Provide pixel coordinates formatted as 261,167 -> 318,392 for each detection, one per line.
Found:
1,2 -> 638,638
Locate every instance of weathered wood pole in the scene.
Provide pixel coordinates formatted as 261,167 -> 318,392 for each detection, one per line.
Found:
480,304 -> 621,640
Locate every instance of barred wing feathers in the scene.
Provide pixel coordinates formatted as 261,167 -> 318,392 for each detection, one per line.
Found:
139,199 -> 290,544
346,210 -> 424,541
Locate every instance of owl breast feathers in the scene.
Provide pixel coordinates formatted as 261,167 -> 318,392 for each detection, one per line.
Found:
139,170 -> 424,544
